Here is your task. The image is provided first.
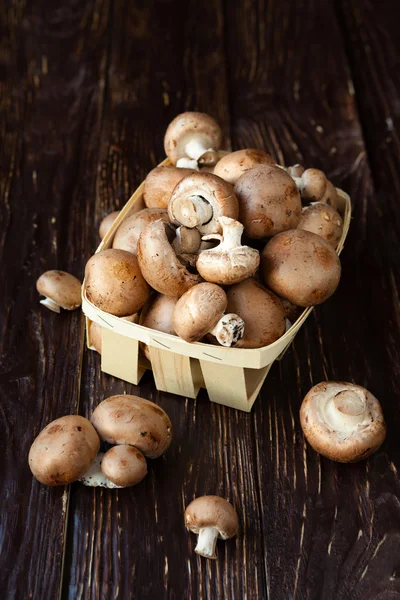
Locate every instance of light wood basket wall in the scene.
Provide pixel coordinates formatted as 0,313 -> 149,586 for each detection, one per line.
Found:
82,160 -> 351,412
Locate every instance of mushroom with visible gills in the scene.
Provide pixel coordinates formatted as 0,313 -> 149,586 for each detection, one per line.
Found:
184,496 -> 239,559
112,208 -> 170,255
143,166 -> 197,209
300,382 -> 387,462
99,211 -> 120,239
213,149 -> 275,184
297,202 -> 343,248
80,446 -> 147,488
36,270 -> 82,313
164,112 -> 222,169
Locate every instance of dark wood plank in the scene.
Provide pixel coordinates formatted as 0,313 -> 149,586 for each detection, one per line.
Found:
63,1 -> 267,599
225,0 -> 400,598
0,1 -> 110,598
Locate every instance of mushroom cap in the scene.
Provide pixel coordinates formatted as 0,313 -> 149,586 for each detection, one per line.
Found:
261,229 -> 341,306
99,211 -> 120,239
164,112 -> 222,164
143,166 -> 197,209
28,415 -> 100,486
300,382 -> 387,462
184,496 -> 239,539
234,164 -> 302,239
85,248 -> 151,316
139,294 -> 178,360
173,283 -> 227,343
89,321 -> 102,354
224,278 -> 286,348
168,172 -> 239,235
101,445 -> 148,487
297,202 -> 343,248
300,169 -> 339,209
213,149 -> 275,184
90,395 -> 172,459
112,208 -> 169,255
36,270 -> 82,310
137,220 -> 202,297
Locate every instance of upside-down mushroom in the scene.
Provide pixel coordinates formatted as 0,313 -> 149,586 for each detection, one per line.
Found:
164,112 -> 222,169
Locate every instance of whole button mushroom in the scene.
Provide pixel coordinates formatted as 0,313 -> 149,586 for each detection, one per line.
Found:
293,168 -> 339,210
184,496 -> 239,559
112,208 -> 170,255
213,149 -> 275,184
173,282 -> 245,347
90,395 -> 172,459
139,294 -> 178,360
233,164 -> 302,239
28,415 -> 100,486
164,112 -> 222,169
85,249 -> 151,316
196,217 -> 260,285
80,446 -> 148,488
36,270 -> 82,313
297,202 -> 343,248
137,220 -> 202,297
99,211 -> 120,239
261,229 -> 341,307
168,172 -> 239,235
300,382 -> 387,462
143,166 -> 197,209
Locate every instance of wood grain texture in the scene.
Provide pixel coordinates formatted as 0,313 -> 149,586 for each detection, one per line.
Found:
0,1 -> 110,598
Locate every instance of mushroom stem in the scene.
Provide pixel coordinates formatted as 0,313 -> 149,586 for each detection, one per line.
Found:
79,453 -> 122,489
202,217 -> 244,251
39,297 -> 61,313
172,195 -> 213,229
185,139 -> 213,161
176,157 -> 200,170
325,390 -> 367,432
210,313 -> 245,347
292,176 -> 304,191
195,526 -> 219,559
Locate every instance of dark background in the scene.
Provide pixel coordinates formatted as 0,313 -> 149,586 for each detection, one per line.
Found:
1,0 -> 400,598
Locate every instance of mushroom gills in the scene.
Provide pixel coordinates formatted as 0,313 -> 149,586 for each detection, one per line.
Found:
79,453 -> 122,489
40,297 -> 61,313
195,526 -> 220,559
210,313 -> 245,347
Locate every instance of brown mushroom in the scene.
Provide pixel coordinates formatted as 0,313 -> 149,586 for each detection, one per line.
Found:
143,166 -> 197,209
102,445 -> 147,487
213,149 -> 275,184
89,321 -> 102,353
85,249 -> 151,316
280,298 -> 303,325
137,220 -> 202,297
196,217 -> 260,285
28,415 -> 100,486
184,496 -> 239,559
90,395 -> 172,459
173,282 -> 245,346
36,270 -> 82,313
293,168 -> 339,209
168,172 -> 239,235
286,164 -> 305,178
99,211 -> 120,239
300,382 -> 387,462
112,208 -> 170,255
234,164 -> 302,239
297,202 -> 343,248
164,112 -> 222,169
139,294 -> 178,360
261,229 -> 341,307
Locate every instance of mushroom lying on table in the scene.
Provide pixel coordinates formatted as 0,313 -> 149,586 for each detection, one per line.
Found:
112,208 -> 170,255
213,149 -> 275,184
36,270 -> 82,313
143,166 -> 196,209
164,112 -> 222,169
297,202 -> 343,248
99,211 -> 120,239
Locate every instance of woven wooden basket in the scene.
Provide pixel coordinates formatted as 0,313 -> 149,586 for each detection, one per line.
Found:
82,159 -> 351,411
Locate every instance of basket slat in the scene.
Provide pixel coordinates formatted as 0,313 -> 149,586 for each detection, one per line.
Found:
101,327 -> 145,385
149,348 -> 203,399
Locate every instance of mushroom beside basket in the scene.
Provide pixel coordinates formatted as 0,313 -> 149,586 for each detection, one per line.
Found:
82,158 -> 351,412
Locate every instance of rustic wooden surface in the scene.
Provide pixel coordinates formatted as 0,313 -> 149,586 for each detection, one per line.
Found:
1,0 -> 400,598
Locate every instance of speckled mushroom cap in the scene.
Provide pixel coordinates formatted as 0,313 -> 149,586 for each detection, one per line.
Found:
234,164 -> 302,239
213,149 -> 275,184
36,270 -> 82,311
225,278 -> 286,348
85,248 -> 151,316
297,202 -> 343,248
99,211 -> 120,239
184,496 -> 239,538
172,283 -> 227,343
101,445 -> 148,487
90,395 -> 172,459
300,382 -> 387,462
28,415 -> 100,486
164,112 -> 222,165
143,166 -> 197,209
112,208 -> 169,255
261,229 -> 341,307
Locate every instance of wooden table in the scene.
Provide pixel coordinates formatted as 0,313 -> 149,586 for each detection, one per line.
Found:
1,1 -> 400,598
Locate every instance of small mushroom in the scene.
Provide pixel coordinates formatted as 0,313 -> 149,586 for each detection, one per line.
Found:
196,217 -> 260,285
143,166 -> 197,209
224,278 -> 286,348
300,382 -> 387,462
168,172 -> 239,235
137,220 -> 202,297
213,149 -> 275,184
28,415 -> 100,486
172,282 -> 245,346
112,208 -> 170,255
139,294 -> 178,360
297,202 -> 343,248
91,395 -> 172,459
261,229 -> 341,307
286,164 -> 305,178
164,112 -> 222,169
233,164 -> 302,239
80,446 -> 148,488
293,168 -> 339,209
36,270 -> 82,313
184,496 -> 239,559
85,249 -> 151,316
99,211 -> 120,239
